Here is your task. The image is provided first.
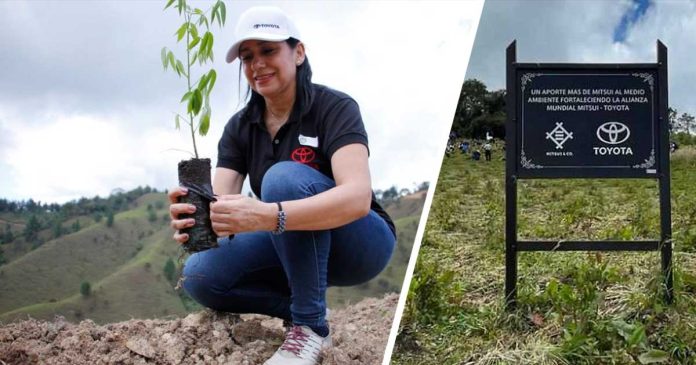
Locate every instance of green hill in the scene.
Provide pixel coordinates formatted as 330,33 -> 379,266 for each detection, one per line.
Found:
0,192 -> 183,323
0,189 -> 425,324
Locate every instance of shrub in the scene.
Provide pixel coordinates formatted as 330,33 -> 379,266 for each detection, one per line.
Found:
80,281 -> 91,297
106,211 -> 114,227
164,258 -> 176,284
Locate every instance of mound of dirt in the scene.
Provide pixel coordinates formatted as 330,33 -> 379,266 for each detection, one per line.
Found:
0,294 -> 397,365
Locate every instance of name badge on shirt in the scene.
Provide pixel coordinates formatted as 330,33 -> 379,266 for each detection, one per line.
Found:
298,134 -> 319,148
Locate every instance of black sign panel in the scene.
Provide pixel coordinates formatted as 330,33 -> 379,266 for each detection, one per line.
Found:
504,41 -> 672,310
515,68 -> 660,178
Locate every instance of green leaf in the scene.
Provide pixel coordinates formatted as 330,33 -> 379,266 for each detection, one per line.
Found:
161,47 -> 168,69
198,73 -> 209,91
167,51 -> 176,69
211,3 -> 217,26
180,91 -> 193,103
177,0 -> 184,15
193,8 -> 202,15
638,350 -> 669,364
174,114 -> 180,130
198,33 -> 208,61
199,15 -> 209,29
627,325 -> 646,347
188,36 -> 200,50
199,108 -> 210,136
191,51 -> 199,65
164,0 -> 175,10
188,22 -> 198,40
218,1 -> 226,26
175,23 -> 187,42
206,69 -> 216,92
204,32 -> 214,61
176,59 -> 186,77
190,89 -> 202,116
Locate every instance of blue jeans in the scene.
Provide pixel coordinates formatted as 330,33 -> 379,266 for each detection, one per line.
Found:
182,161 -> 395,334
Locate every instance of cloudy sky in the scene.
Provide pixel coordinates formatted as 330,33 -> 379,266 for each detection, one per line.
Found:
0,1 -> 483,204
466,0 -> 696,118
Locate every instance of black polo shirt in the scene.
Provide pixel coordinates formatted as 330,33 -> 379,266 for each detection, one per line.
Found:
217,83 -> 395,237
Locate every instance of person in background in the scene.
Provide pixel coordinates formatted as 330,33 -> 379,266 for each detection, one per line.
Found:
460,140 -> 470,154
483,141 -> 492,161
472,149 -> 481,161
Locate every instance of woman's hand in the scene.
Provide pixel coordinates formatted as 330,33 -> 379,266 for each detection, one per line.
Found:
168,187 -> 197,244
210,195 -> 276,236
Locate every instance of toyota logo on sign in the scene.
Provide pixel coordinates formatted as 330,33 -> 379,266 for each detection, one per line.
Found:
596,122 -> 630,145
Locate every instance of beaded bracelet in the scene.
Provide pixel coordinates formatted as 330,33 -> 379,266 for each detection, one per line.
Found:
273,202 -> 286,235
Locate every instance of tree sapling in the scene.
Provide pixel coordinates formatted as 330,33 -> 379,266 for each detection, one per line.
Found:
162,0 -> 227,252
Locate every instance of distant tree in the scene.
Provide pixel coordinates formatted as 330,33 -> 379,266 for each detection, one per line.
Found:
399,188 -> 411,197
148,210 -> 158,223
106,211 -> 114,227
0,247 -> 6,265
24,215 -> 41,242
678,112 -> 695,135
382,186 -> 399,202
416,181 -> 430,192
163,258 -> 176,283
451,79 -> 506,139
113,196 -> 124,210
93,212 -> 103,223
453,79 -> 488,130
80,281 -> 91,297
52,220 -> 65,239
2,224 -> 13,244
71,219 -> 81,233
25,199 -> 38,213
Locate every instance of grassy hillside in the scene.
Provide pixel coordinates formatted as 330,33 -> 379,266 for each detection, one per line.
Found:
394,146 -> 696,365
328,214 -> 421,307
1,190 -> 425,324
0,193 -> 183,323
328,191 -> 425,306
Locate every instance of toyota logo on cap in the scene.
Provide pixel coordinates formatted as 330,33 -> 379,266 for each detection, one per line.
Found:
596,122 -> 630,145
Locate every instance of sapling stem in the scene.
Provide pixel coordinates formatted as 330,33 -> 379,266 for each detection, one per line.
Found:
184,12 -> 199,159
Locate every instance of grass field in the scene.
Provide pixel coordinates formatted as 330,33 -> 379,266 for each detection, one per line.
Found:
394,146 -> 696,365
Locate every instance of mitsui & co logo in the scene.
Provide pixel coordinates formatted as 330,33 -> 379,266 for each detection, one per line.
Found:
594,121 -> 633,156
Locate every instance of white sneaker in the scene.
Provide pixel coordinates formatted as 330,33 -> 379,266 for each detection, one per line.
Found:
264,325 -> 332,365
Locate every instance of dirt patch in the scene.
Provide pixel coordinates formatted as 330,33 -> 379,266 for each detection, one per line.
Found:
0,294 -> 397,365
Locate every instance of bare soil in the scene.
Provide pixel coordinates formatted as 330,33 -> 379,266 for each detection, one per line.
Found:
0,294 -> 397,365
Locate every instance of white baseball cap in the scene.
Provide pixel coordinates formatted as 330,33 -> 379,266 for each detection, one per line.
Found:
225,6 -> 301,63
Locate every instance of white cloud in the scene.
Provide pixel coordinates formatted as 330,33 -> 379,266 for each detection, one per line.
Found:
1,112 -> 185,202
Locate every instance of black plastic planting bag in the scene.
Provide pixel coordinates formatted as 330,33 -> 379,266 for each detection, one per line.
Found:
177,158 -> 218,253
